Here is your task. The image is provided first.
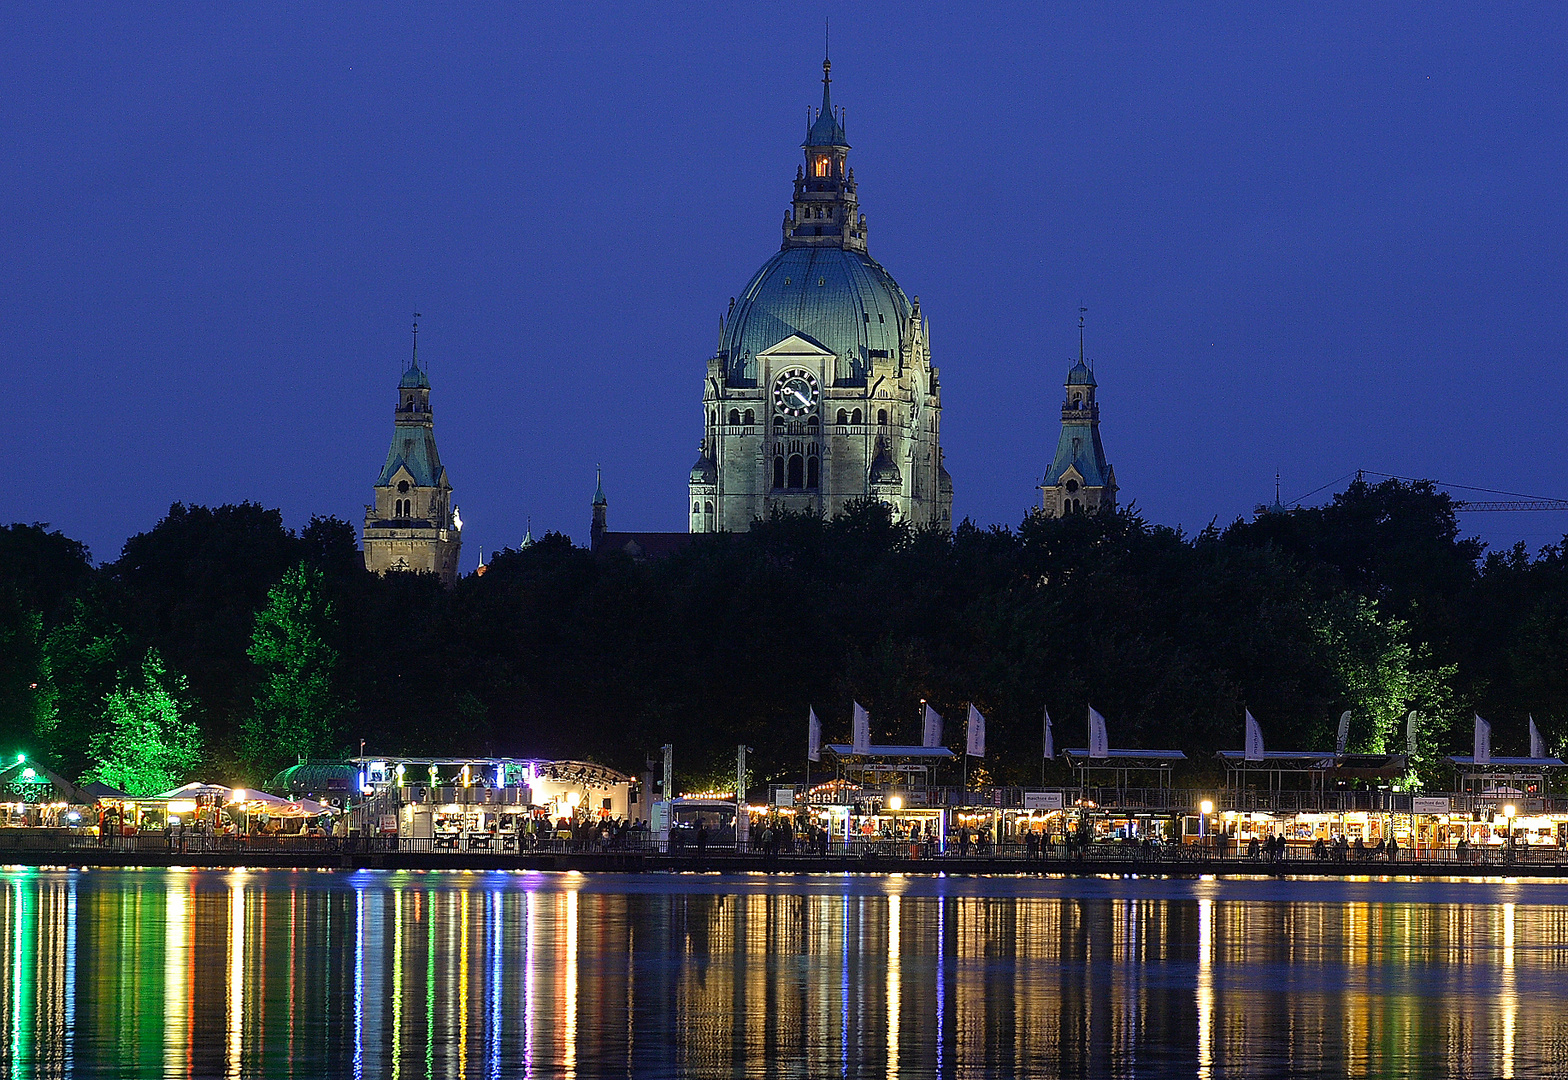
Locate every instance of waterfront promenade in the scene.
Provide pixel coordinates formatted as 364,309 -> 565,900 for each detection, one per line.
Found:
9,838 -> 1568,878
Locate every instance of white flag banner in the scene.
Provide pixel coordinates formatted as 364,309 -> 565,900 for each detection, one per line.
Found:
1244,710 -> 1266,762
1406,710 -> 1418,759
1474,715 -> 1492,764
1335,711 -> 1352,756
966,704 -> 986,758
852,702 -> 871,756
922,705 -> 944,749
1043,707 -> 1055,760
1088,706 -> 1110,759
1530,715 -> 1546,760
808,708 -> 822,763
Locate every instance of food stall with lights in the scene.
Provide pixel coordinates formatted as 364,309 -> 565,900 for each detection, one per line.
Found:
0,758 -> 94,841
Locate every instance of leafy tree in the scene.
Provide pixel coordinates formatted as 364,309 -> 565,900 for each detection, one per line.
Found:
0,523 -> 95,626
243,562 -> 347,778
43,600 -> 130,781
0,589 -> 55,759
81,649 -> 202,797
109,502 -> 309,757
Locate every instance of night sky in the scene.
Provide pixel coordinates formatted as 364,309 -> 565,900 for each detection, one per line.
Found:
6,4 -> 1565,567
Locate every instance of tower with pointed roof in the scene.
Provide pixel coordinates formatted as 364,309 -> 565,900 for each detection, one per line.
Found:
363,324 -> 462,584
1039,316 -> 1117,517
691,56 -> 951,532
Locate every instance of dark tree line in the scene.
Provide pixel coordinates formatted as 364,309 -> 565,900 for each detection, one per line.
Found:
2,478 -> 1566,793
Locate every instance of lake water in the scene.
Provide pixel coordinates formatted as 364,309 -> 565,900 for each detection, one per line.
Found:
1,867 -> 1564,1078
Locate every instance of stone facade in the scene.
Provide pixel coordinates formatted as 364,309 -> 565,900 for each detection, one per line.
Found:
363,356 -> 462,584
689,59 -> 952,533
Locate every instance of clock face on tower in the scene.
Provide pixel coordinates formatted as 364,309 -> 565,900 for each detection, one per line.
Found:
772,369 -> 820,417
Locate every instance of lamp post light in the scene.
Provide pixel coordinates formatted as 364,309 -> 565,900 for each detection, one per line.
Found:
1505,804 -> 1517,862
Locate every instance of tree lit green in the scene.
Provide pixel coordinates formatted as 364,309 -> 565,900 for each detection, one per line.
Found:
81,649 -> 202,797
243,562 -> 346,778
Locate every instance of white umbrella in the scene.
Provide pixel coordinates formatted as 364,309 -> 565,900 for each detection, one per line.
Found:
152,782 -> 233,801
285,798 -> 339,817
226,788 -> 288,808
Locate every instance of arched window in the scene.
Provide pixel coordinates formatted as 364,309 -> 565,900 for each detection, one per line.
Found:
837,409 -> 848,425
708,410 -> 716,426
788,455 -> 805,489
704,501 -> 713,514
807,456 -> 820,489
1065,479 -> 1079,493
877,408 -> 888,425
729,409 -> 741,425
744,409 -> 755,425
1072,395 -> 1082,409
773,458 -> 785,489
851,408 -> 862,424
693,501 -> 700,513
398,480 -> 410,493
773,416 -> 785,429
807,415 -> 819,428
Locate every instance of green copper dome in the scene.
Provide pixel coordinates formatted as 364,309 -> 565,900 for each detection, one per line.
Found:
399,363 -> 430,389
722,246 -> 909,386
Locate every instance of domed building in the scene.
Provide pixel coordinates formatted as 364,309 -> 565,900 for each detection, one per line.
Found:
689,58 -> 952,533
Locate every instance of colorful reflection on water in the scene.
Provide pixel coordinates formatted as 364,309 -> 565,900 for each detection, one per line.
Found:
2,868 -> 1567,1078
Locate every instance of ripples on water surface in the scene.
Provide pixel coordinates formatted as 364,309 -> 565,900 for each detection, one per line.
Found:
2,868 -> 1565,1077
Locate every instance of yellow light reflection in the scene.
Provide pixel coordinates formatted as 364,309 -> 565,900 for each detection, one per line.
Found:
1501,901 -> 1516,1079
1197,897 -> 1213,1080
564,888 -> 578,1080
887,893 -> 900,1080
227,878 -> 245,1079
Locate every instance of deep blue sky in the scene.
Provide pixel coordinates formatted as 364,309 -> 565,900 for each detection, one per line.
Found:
5,4 -> 1566,566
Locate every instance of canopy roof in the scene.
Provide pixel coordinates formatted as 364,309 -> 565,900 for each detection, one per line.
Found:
825,744 -> 957,760
1217,750 -> 1336,768
1447,755 -> 1568,770
0,761 -> 90,804
1062,748 -> 1186,763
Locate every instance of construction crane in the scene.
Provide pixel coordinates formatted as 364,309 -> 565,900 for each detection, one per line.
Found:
1453,499 -> 1568,513
1283,471 -> 1568,514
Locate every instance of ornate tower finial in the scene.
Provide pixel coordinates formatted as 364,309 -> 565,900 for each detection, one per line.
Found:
411,312 -> 422,369
1079,303 -> 1087,366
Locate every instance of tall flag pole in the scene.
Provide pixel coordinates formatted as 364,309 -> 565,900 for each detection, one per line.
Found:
922,703 -> 944,748
1474,715 -> 1492,765
806,707 -> 821,802
966,704 -> 986,757
1244,710 -> 1265,762
1088,706 -> 1110,759
1043,706 -> 1055,785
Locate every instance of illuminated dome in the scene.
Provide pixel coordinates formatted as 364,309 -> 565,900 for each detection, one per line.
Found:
722,247 -> 909,387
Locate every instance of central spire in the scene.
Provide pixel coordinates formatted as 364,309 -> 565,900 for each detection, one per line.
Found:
789,56 -> 862,251
804,54 -> 848,149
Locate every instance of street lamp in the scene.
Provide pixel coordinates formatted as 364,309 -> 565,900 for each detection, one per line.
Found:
1505,804 -> 1517,859
1200,800 -> 1214,846
888,795 -> 903,812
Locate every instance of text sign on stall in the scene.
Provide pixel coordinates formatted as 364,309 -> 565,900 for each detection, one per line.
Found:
1023,791 -> 1065,811
1411,797 -> 1451,815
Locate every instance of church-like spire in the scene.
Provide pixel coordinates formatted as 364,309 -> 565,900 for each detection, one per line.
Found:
789,54 -> 864,252
804,56 -> 849,148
